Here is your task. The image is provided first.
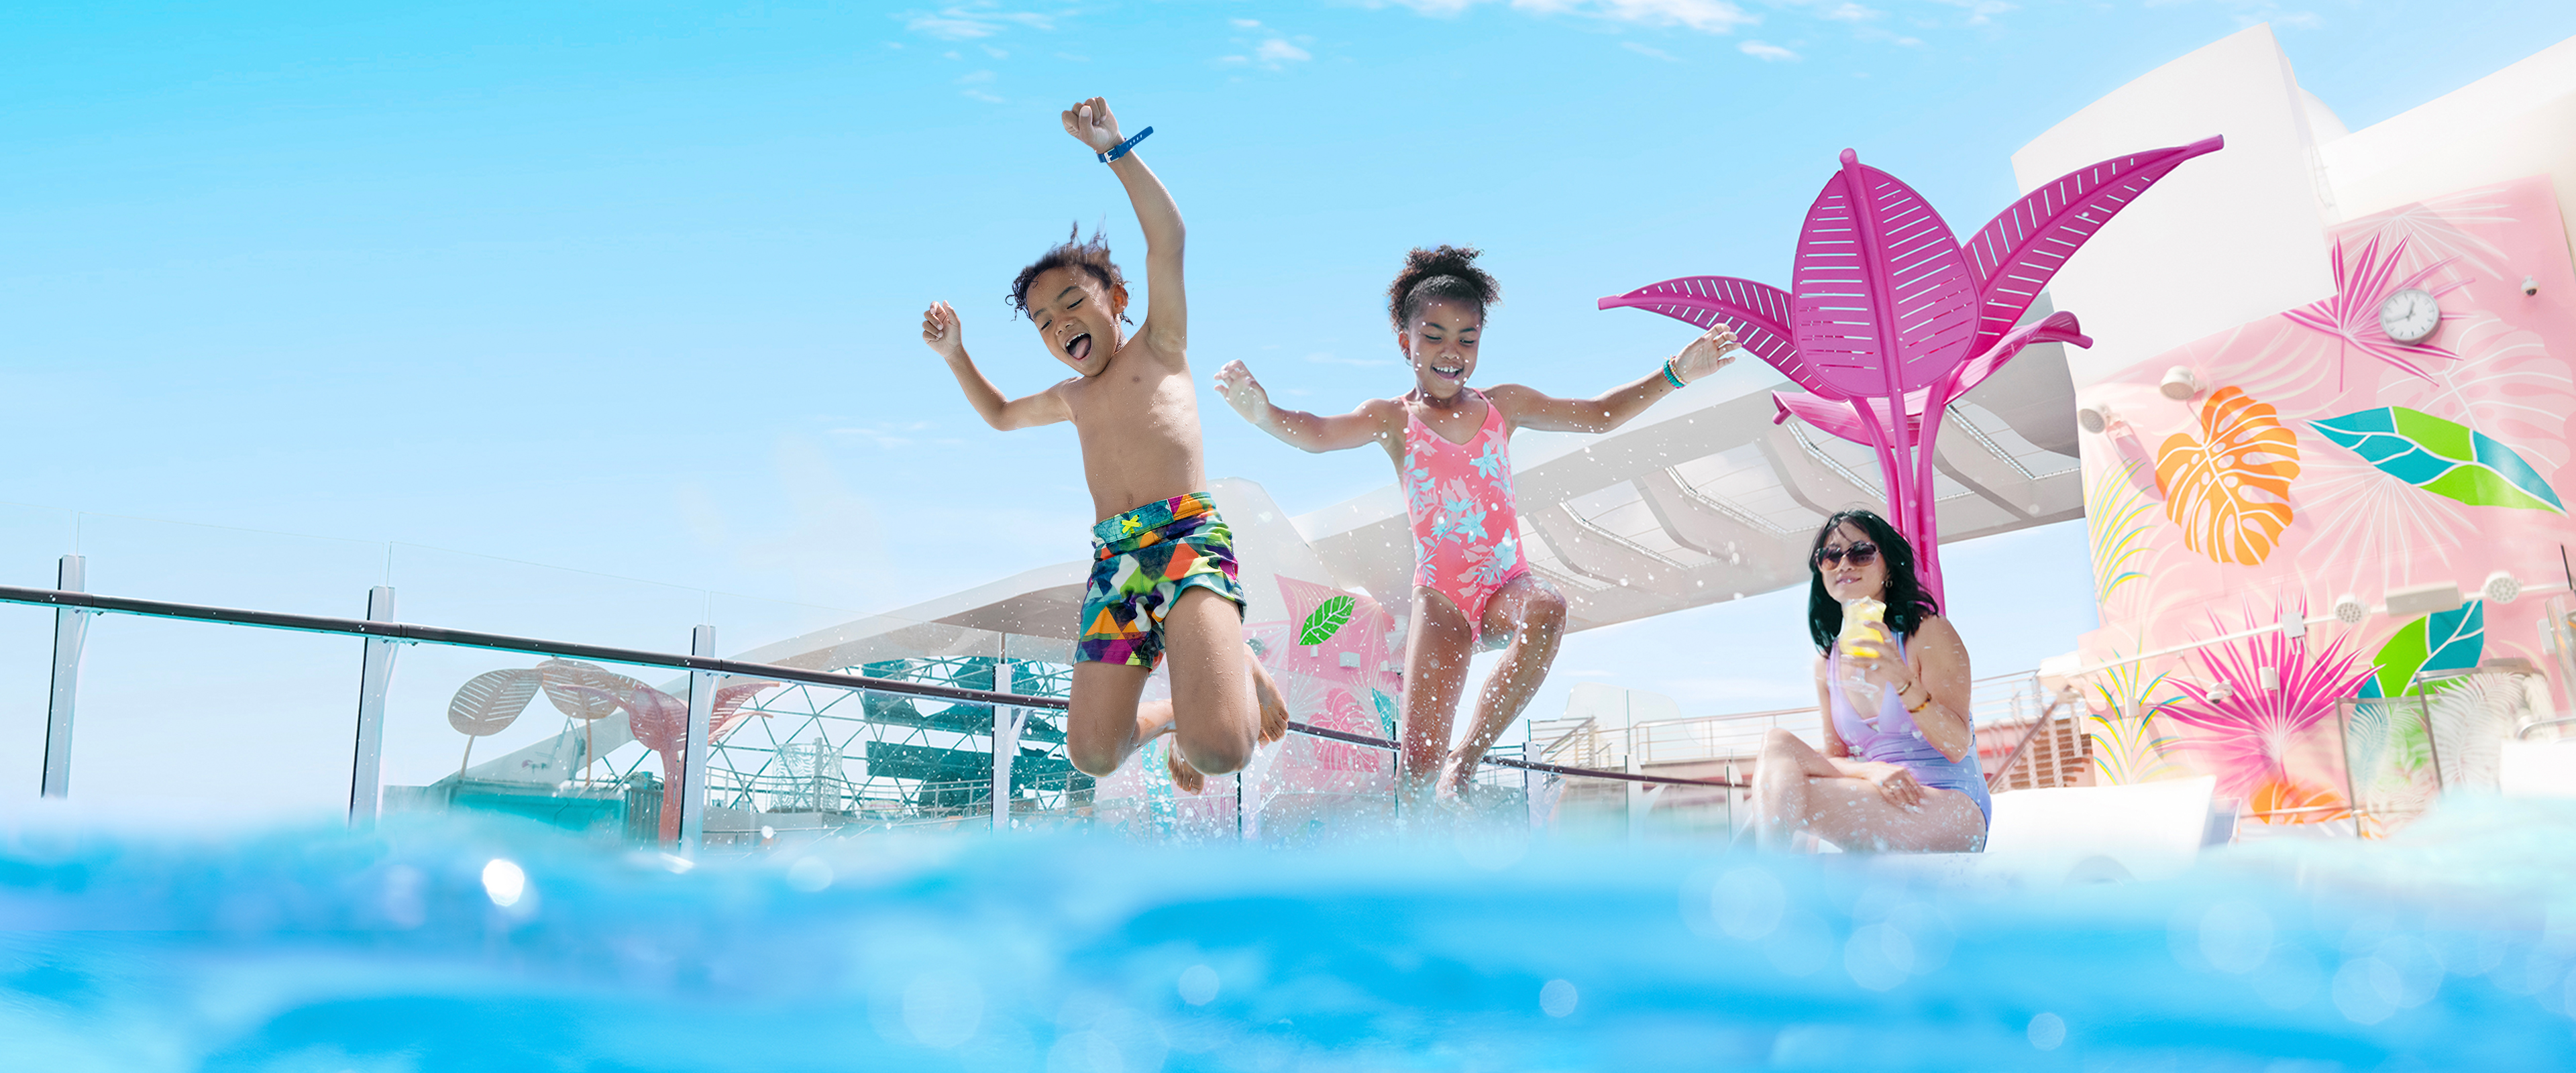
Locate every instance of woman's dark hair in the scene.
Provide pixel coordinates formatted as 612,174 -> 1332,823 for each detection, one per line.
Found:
1009,223 -> 1132,324
1387,244 -> 1499,328
1805,509 -> 1939,653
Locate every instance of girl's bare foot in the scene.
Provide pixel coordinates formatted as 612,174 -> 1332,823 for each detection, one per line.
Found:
1250,652 -> 1291,746
1434,752 -> 1475,809
1166,746 -> 1207,794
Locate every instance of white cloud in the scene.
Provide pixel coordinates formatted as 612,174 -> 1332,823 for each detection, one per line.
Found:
1739,39 -> 1799,60
1620,40 -> 1680,62
901,3 -> 1054,42
956,69 -> 996,84
1925,0 -> 2013,27
1383,0 -> 1756,34
1256,38 -> 1313,64
1230,17 -> 1263,28
1821,2 -> 1876,21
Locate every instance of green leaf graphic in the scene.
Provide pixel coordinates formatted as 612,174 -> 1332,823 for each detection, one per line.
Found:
2310,407 -> 2565,514
2357,599 -> 2485,700
1299,594 -> 1356,647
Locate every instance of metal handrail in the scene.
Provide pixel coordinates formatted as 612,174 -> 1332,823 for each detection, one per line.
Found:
2518,716 -> 2576,740
0,583 -> 1745,789
0,583 -> 1061,710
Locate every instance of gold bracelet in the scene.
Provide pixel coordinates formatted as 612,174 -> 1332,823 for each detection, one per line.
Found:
1904,686 -> 1932,714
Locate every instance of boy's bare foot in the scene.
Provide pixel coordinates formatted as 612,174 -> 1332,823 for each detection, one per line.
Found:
1166,746 -> 1206,794
1250,651 -> 1290,746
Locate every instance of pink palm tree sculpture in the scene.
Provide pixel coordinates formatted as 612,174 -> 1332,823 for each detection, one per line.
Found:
1601,137 -> 2222,600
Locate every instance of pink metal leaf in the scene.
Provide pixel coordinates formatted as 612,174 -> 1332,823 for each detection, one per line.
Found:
1595,276 -> 1826,396
1962,135 -> 2224,356
1772,310 -> 2092,446
624,683 -> 690,756
1790,150 -> 1980,398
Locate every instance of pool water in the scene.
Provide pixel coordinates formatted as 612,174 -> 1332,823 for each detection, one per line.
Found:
5,799 -> 2575,1071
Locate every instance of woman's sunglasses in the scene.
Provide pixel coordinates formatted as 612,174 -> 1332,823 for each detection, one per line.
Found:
1814,541 -> 1880,569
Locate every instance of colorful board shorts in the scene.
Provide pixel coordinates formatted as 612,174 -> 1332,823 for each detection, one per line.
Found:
1076,492 -> 1246,669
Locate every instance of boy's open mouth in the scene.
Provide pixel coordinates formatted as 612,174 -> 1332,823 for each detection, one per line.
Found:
1065,333 -> 1093,361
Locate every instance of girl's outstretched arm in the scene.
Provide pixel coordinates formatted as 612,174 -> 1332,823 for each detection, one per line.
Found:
1213,361 -> 1399,458
1493,323 -> 1737,433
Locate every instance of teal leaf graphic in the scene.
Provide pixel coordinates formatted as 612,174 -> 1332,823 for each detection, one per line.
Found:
2357,599 -> 2485,701
1299,594 -> 1356,647
1371,689 -> 1399,739
2311,407 -> 2565,514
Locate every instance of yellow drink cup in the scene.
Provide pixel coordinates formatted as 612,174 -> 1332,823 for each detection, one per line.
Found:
1839,598 -> 1886,659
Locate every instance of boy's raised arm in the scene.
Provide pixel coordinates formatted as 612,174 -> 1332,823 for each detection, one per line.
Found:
1062,97 -> 1185,357
922,300 -> 1069,431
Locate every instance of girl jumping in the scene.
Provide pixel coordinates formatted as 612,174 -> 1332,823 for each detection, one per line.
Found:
1214,245 -> 1735,801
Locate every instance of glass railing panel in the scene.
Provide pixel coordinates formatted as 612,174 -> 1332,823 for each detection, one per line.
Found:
379,638 -> 715,846
66,613 -> 367,823
0,505 -> 76,806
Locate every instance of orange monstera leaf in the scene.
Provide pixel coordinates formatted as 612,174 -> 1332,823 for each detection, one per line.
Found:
2249,775 -> 2349,826
2155,386 -> 2302,565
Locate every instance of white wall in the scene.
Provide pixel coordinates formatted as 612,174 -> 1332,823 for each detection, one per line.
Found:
2323,35 -> 2576,261
2011,25 -> 2340,389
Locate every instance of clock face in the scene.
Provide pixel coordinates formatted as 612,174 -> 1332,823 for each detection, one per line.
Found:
2379,287 -> 2440,343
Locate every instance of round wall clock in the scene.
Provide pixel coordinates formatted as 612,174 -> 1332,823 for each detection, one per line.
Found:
2379,287 -> 2440,343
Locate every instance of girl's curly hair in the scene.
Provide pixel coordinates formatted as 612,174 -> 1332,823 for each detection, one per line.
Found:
1386,244 -> 1499,328
1008,223 -> 1132,323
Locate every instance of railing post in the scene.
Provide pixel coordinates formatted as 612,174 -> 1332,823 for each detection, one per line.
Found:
991,659 -> 1018,834
40,555 -> 91,799
679,624 -> 716,854
347,585 -> 398,824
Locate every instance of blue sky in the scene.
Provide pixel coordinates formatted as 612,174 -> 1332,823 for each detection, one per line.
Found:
4,2 -> 2573,814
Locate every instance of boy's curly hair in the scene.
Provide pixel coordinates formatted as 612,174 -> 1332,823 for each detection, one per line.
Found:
1008,223 -> 1132,323
1386,244 -> 1500,327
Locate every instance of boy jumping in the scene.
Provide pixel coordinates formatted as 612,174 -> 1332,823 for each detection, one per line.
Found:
919,97 -> 1285,793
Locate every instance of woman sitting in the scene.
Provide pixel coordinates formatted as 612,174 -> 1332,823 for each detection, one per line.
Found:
1752,510 -> 1989,852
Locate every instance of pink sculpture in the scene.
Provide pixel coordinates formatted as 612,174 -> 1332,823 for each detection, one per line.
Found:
1602,137 -> 2222,600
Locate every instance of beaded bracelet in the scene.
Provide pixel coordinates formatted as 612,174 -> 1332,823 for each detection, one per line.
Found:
1662,358 -> 1688,390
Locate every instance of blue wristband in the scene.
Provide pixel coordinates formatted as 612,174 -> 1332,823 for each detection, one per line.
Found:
1098,126 -> 1153,163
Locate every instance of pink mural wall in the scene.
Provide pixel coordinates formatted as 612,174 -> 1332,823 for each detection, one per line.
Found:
2078,175 -> 2576,834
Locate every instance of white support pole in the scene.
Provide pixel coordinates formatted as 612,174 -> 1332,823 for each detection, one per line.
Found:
347,585 -> 398,824
991,659 -> 1019,834
679,624 -> 717,854
1626,755 -> 1646,842
40,555 -> 90,799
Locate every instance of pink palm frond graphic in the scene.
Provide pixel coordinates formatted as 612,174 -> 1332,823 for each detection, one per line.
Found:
1601,137 -> 2220,600
2281,233 -> 2469,379
2159,608 -> 2374,801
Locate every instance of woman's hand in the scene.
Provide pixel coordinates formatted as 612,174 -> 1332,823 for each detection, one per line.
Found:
1862,761 -> 1924,809
1841,625 -> 1922,698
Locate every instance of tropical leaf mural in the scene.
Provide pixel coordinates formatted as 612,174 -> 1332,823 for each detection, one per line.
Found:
2155,386 -> 2302,565
2085,459 -> 2157,605
2280,233 -> 2467,379
2159,609 -> 2373,803
2084,661 -> 2182,785
1299,594 -> 1356,646
2355,600 -> 2484,701
2310,407 -> 2565,514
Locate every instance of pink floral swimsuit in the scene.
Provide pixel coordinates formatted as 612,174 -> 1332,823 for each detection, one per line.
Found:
1403,390 -> 1529,638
